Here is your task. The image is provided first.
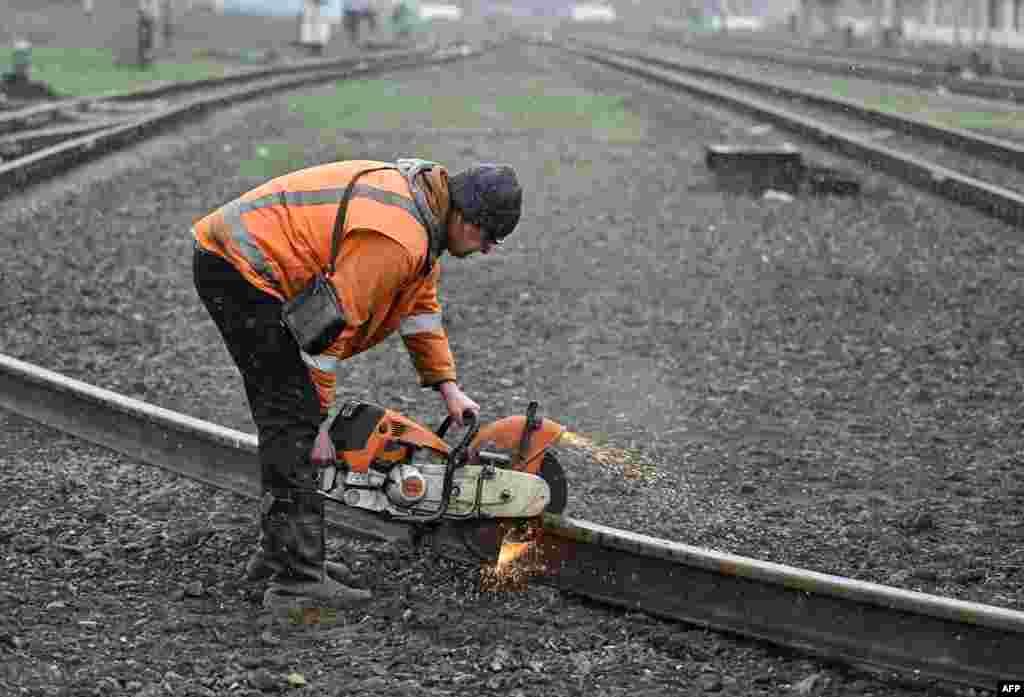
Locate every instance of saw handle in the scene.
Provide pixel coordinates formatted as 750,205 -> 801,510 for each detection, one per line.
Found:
435,415 -> 453,439
513,401 -> 541,468
451,409 -> 479,461
418,410 -> 478,525
435,408 -> 477,440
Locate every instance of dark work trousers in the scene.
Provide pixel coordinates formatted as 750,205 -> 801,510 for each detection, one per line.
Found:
192,244 -> 324,495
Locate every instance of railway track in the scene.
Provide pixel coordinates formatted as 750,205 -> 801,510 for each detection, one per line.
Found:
554,35 -> 1024,228
1,36 -> 1020,691
645,24 -> 1024,105
2,349 -> 1021,688
0,41 -> 483,199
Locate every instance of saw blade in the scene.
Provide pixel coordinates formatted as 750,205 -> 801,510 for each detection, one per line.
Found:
457,450 -> 567,561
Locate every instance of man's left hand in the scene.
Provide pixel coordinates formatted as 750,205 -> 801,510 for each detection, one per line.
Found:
438,382 -> 480,427
310,426 -> 337,468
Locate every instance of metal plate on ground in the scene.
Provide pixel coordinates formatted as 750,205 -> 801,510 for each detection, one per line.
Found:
804,164 -> 861,196
705,143 -> 804,194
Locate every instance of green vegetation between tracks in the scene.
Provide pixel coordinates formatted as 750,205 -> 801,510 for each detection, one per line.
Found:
2,47 -> 228,97
830,79 -> 1024,134
240,77 -> 646,178
287,78 -> 645,134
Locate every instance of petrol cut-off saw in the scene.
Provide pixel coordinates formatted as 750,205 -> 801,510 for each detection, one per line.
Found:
314,399 -> 568,560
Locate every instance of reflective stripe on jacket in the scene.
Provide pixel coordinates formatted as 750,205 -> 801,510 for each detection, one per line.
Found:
192,160 -> 456,409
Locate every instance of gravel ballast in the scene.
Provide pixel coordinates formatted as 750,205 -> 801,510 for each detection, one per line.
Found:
1,38 -> 1020,696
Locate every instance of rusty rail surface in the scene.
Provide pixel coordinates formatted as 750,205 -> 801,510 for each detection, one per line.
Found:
1,352 -> 1020,689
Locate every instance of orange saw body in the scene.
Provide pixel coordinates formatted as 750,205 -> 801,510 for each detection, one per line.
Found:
316,400 -> 567,558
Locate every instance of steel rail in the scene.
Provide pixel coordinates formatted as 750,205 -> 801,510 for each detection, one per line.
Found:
555,39 -> 1024,228
0,352 -> 413,545
0,118 -> 133,161
649,25 -> 1024,83
0,44 -> 440,136
0,98 -> 96,136
727,34 -> 1024,82
0,352 -> 1021,688
647,28 -> 1024,104
582,38 -> 1024,174
0,44 -> 481,199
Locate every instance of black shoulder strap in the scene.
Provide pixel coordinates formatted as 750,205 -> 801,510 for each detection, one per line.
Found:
327,160 -> 443,276
327,166 -> 394,275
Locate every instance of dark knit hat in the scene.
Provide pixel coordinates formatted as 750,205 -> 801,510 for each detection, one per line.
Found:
448,164 -> 522,241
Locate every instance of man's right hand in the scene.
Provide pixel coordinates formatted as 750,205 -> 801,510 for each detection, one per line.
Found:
438,382 -> 480,428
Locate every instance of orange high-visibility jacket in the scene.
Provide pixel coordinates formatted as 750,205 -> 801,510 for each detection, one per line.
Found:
192,160 -> 457,410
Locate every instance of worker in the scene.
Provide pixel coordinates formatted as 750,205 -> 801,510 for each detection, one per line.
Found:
391,0 -> 418,39
342,0 -> 378,45
191,159 -> 522,612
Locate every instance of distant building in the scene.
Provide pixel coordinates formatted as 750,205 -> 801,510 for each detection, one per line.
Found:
802,0 -> 1024,50
220,0 -> 307,16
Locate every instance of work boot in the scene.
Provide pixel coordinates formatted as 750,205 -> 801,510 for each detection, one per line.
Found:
245,538 -> 362,586
244,496 -> 364,587
261,490 -> 372,613
244,498 -> 287,582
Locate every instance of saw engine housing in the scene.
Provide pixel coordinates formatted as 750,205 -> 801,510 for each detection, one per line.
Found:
385,464 -> 429,506
318,400 -> 565,523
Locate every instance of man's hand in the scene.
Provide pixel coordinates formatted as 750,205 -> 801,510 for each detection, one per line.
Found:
310,426 -> 337,468
438,382 -> 480,428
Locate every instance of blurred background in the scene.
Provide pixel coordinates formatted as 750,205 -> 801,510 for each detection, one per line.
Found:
4,1 -> 1024,46
4,1 -> 1024,59
3,1 -> 1024,100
